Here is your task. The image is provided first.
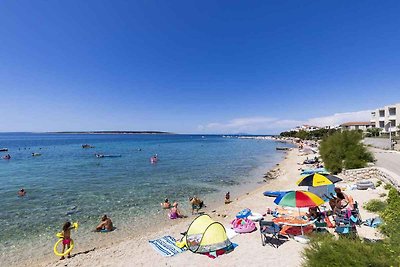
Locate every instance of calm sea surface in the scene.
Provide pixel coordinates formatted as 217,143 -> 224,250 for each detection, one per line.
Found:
0,133 -> 289,263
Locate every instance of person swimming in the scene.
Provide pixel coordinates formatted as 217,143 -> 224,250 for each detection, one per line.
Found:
161,198 -> 171,209
18,188 -> 26,197
96,215 -> 114,232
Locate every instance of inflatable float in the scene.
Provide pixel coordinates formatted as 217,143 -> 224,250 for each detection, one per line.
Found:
231,218 -> 256,233
301,168 -> 328,175
236,208 -> 252,219
356,180 -> 375,190
263,191 -> 288,197
53,222 -> 79,257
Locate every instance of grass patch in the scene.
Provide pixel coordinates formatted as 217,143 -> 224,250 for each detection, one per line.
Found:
364,199 -> 387,212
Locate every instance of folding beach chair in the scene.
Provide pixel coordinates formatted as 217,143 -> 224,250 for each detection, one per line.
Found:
259,220 -> 283,248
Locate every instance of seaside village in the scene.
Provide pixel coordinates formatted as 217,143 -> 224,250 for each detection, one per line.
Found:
33,103 -> 398,267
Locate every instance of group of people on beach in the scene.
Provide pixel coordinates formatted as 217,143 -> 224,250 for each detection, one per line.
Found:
161,192 -> 232,220
161,196 -> 208,219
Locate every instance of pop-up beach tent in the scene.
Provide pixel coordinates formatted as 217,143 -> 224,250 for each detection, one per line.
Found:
177,214 -> 232,254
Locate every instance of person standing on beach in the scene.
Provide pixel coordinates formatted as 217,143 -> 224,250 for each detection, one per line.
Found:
189,196 -> 205,214
60,221 -> 74,260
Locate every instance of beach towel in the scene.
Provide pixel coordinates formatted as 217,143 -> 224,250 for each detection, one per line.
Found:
225,227 -> 239,240
148,236 -> 186,257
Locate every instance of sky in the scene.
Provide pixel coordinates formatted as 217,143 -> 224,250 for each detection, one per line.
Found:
1,0 -> 400,134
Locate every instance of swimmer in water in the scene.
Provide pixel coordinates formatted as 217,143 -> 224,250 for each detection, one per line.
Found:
18,188 -> 26,197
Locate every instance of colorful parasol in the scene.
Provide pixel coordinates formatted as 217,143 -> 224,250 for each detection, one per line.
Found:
274,190 -> 324,208
274,190 -> 324,237
296,173 -> 342,187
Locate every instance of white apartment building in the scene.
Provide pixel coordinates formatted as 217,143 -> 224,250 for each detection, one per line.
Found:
340,122 -> 373,132
370,103 -> 400,135
289,125 -> 321,132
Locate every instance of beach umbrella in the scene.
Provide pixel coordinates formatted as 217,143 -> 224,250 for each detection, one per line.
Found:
274,190 -> 324,237
274,190 -> 324,207
296,173 -> 342,187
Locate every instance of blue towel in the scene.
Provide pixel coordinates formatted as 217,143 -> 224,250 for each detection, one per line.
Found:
148,236 -> 186,257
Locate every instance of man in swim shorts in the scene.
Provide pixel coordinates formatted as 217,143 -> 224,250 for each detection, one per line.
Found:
96,215 -> 113,232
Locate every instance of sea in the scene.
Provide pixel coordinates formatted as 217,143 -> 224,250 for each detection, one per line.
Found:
0,133 -> 291,265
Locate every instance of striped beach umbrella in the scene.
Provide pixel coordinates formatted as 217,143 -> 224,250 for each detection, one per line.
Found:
296,173 -> 342,187
274,190 -> 324,208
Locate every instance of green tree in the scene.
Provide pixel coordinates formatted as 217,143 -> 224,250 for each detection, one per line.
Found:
295,130 -> 310,140
319,130 -> 374,173
367,127 -> 382,137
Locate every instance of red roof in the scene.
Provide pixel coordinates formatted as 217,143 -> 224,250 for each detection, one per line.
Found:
340,121 -> 372,126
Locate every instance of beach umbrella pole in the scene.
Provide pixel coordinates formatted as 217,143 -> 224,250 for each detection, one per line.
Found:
299,207 -> 304,236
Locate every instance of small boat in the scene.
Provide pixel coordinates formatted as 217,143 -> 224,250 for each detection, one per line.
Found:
2,154 -> 11,160
32,153 -> 42,157
96,154 -> 121,158
276,147 -> 290,151
82,144 -> 95,148
0,148 -> 8,152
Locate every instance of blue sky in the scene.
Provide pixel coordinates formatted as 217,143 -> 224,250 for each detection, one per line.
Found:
1,0 -> 400,134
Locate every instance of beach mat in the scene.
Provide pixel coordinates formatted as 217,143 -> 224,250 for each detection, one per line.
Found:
148,236 -> 186,257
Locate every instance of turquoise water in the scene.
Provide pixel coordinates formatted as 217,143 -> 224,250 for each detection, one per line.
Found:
0,133 -> 288,263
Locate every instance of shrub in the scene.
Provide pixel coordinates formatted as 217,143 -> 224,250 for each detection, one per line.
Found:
303,235 -> 397,267
379,193 -> 387,197
364,199 -> 387,212
319,131 -> 374,173
376,180 -> 382,187
384,183 -> 392,190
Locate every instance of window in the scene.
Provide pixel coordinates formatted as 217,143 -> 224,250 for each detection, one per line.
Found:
389,108 -> 396,116
379,121 -> 385,128
379,110 -> 385,117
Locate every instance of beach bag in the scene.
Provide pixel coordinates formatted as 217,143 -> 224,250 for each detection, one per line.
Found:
231,218 -> 256,233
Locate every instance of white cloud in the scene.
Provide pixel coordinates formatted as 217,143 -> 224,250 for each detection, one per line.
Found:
305,110 -> 372,127
198,110 -> 372,134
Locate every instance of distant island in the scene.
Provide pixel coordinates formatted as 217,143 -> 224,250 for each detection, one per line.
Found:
50,131 -> 174,135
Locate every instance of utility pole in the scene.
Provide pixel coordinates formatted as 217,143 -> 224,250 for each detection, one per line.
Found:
386,122 -> 393,150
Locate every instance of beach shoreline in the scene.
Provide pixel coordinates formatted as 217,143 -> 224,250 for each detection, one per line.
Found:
3,139 -> 291,267
11,140 -> 386,267
38,148 -> 303,267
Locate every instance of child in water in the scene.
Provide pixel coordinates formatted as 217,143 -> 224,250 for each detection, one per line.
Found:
60,221 -> 75,260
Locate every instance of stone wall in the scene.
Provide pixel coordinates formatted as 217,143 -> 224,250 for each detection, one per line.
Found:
341,167 -> 400,191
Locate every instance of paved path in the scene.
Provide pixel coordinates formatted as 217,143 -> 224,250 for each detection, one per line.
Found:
370,148 -> 400,188
371,148 -> 400,174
